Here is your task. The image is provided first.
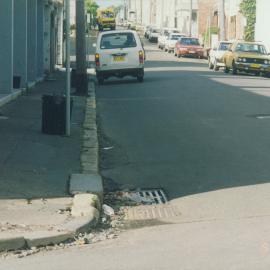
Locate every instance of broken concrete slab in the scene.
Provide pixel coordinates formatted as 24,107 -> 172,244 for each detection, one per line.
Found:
25,231 -> 75,248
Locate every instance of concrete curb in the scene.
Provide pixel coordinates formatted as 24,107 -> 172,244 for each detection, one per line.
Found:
0,80 -> 102,252
68,80 -> 103,230
0,79 -> 44,109
0,89 -> 24,108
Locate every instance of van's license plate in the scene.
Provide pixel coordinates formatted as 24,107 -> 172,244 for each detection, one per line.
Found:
113,56 -> 125,62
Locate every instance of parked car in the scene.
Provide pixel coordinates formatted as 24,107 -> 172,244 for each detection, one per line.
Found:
127,22 -> 136,30
144,25 -> 153,39
208,41 -> 232,71
223,41 -> 270,76
174,37 -> 204,58
164,33 -> 186,53
95,30 -> 145,84
148,28 -> 161,43
158,28 -> 180,50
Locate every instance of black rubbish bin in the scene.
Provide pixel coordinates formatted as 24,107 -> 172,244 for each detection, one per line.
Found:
13,76 -> 21,89
42,95 -> 73,135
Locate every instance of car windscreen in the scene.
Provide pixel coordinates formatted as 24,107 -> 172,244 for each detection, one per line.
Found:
181,38 -> 200,46
170,35 -> 182,40
100,33 -> 137,49
219,43 -> 231,50
235,43 -> 267,54
101,11 -> 114,18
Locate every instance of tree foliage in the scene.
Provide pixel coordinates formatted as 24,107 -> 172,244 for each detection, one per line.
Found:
85,0 -> 99,19
240,0 -> 256,41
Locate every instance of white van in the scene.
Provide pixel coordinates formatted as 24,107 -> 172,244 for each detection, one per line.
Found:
95,30 -> 145,84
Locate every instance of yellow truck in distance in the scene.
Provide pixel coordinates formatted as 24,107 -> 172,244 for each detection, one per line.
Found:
97,8 -> 116,31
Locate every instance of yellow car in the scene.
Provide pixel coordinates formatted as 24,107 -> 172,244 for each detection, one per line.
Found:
223,41 -> 270,77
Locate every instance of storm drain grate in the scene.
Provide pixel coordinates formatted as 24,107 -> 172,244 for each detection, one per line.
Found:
138,189 -> 168,205
124,204 -> 181,221
123,189 -> 181,221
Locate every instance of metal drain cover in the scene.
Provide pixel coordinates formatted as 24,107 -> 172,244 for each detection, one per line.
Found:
122,189 -> 168,205
138,189 -> 168,204
124,204 -> 181,221
122,189 -> 181,221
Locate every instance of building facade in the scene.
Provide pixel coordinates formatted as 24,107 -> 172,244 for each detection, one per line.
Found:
225,0 -> 245,41
128,0 -> 198,36
0,0 -> 64,98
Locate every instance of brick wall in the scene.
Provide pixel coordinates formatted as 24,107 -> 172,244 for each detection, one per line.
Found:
197,0 -> 218,39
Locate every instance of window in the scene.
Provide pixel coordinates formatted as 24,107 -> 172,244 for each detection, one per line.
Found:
101,11 -> 114,19
171,35 -> 183,41
100,33 -> 137,50
219,43 -> 231,51
181,38 -> 200,46
235,43 -> 267,54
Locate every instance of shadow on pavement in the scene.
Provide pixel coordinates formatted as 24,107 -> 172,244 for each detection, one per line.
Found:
96,58 -> 270,201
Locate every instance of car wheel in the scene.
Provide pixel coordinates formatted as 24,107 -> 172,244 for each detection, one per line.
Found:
174,49 -> 177,57
97,77 -> 104,85
224,61 -> 230,74
213,60 -> 219,71
177,52 -> 181,58
137,75 -> 144,83
208,58 -> 214,70
232,61 -> 238,75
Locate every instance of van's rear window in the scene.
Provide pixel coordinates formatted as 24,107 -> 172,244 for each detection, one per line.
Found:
100,33 -> 137,49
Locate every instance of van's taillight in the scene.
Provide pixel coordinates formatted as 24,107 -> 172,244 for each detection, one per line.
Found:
139,50 -> 144,64
95,53 -> 100,67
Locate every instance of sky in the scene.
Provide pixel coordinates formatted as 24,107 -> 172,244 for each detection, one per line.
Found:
96,0 -> 123,8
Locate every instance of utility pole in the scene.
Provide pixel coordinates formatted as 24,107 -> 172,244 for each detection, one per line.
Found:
140,0 -> 143,25
65,0 -> 71,136
189,0 -> 192,36
218,0 -> 225,40
174,0 -> 178,28
76,0 -> 87,95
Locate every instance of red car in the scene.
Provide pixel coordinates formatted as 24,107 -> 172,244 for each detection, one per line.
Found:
174,37 -> 204,58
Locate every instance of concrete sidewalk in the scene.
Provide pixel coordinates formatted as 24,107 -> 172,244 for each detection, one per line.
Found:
0,71 -> 85,199
0,71 -> 103,252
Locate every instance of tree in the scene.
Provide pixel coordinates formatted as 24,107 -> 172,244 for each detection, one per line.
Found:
240,0 -> 256,41
85,0 -> 99,27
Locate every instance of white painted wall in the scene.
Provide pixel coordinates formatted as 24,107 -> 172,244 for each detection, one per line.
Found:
226,0 -> 241,16
255,0 -> 270,51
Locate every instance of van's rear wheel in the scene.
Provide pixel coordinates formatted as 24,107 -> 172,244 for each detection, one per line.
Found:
137,75 -> 144,82
97,76 -> 104,85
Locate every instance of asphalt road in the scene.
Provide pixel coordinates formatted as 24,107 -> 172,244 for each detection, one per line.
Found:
97,39 -> 270,200
3,36 -> 270,270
